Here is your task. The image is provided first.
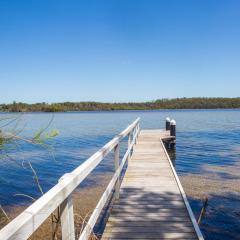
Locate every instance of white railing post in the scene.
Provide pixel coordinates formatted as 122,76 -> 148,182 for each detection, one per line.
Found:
134,125 -> 137,144
59,175 -> 75,240
127,132 -> 131,162
114,143 -> 120,199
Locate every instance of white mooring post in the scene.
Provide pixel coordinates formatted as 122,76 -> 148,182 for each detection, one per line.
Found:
114,143 -> 120,199
166,117 -> 171,130
59,175 -> 75,240
170,119 -> 176,137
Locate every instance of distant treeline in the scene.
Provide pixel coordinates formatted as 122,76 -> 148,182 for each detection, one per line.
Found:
1,98 -> 240,112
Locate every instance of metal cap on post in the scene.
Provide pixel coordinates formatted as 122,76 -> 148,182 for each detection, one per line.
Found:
170,119 -> 176,137
166,117 -> 171,130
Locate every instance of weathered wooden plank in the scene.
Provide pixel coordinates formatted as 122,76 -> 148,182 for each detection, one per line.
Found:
123,178 -> 176,182
104,227 -> 195,233
124,175 -> 174,180
124,175 -> 174,179
131,154 -> 168,158
113,201 -> 185,208
120,187 -> 180,193
106,220 -> 193,226
106,220 -> 194,228
131,157 -> 168,160
117,197 -> 184,203
109,211 -> 190,218
125,167 -> 171,171
122,180 -> 177,185
102,238 -> 197,240
122,176 -> 176,181
133,146 -> 165,149
117,195 -> 183,202
127,163 -> 170,168
121,185 -> 179,189
111,210 -> 188,215
102,232 -> 197,239
115,199 -> 184,204
125,172 -> 174,176
136,145 -> 164,148
129,162 -> 169,165
125,170 -> 173,175
107,215 -> 192,222
133,143 -> 163,147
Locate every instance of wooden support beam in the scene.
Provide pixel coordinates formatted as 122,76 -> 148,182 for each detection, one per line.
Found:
60,195 -> 75,240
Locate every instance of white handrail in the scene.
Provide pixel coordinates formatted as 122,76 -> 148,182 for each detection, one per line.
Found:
0,118 -> 140,240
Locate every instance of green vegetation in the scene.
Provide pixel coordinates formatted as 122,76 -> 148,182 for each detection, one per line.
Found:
1,98 -> 240,112
0,115 -> 59,229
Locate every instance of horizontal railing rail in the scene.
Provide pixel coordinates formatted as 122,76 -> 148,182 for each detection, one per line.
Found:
0,118 -> 140,240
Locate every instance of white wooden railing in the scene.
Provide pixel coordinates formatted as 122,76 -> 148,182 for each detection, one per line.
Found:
0,118 -> 140,240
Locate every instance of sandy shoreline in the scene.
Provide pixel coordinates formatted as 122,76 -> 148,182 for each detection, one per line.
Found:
180,163 -> 240,199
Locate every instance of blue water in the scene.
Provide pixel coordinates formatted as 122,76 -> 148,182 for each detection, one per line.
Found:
0,110 -> 240,239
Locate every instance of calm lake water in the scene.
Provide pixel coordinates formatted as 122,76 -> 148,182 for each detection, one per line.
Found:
0,110 -> 240,239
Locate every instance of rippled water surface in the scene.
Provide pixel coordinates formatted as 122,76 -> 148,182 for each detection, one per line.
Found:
0,110 -> 240,239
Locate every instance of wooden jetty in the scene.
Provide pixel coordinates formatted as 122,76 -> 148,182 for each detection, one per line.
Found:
0,118 -> 204,240
102,129 -> 202,239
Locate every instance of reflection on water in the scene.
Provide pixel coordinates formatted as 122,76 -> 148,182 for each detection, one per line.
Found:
0,109 -> 240,239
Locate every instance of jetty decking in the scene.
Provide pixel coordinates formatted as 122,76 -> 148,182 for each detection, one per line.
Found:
0,118 -> 204,240
102,129 -> 202,239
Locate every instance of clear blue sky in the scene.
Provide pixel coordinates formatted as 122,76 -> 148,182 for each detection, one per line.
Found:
0,0 -> 240,103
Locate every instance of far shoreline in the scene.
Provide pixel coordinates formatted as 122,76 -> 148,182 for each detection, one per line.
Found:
1,108 -> 240,114
1,97 -> 240,112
